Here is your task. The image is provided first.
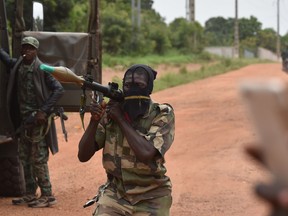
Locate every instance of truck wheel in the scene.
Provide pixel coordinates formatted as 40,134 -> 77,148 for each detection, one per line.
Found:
0,157 -> 25,197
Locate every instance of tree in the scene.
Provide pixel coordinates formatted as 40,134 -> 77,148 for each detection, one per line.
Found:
101,3 -> 131,55
204,17 -> 234,46
257,28 -> 278,52
169,18 -> 205,54
5,0 -> 73,31
4,0 -> 281,56
204,16 -> 262,47
238,16 -> 262,41
54,1 -> 89,32
100,0 -> 169,55
140,11 -> 171,55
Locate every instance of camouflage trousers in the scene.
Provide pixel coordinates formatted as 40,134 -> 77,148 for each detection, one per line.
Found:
93,187 -> 172,216
19,125 -> 52,196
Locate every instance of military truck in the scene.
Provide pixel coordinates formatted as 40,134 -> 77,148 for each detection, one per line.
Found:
0,0 -> 101,196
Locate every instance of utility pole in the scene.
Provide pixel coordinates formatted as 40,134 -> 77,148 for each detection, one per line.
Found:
137,0 -> 141,28
131,0 -> 141,29
186,0 -> 197,51
186,0 -> 195,22
131,0 -> 141,45
234,0 -> 239,58
131,0 -> 135,32
276,0 -> 281,59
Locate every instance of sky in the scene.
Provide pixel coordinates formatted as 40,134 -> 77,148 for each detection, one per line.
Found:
153,0 -> 288,36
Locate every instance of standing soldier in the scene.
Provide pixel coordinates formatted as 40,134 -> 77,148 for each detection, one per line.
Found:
0,36 -> 64,208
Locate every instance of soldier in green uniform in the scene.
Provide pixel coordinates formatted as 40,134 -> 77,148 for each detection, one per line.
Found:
78,64 -> 175,215
0,36 -> 64,208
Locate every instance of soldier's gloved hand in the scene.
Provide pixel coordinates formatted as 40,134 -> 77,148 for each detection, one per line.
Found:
35,110 -> 47,125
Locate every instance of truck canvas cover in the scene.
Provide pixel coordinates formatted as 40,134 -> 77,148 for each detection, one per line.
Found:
23,31 -> 96,111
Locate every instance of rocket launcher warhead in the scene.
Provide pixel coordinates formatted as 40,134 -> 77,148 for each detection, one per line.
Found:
40,64 -> 85,85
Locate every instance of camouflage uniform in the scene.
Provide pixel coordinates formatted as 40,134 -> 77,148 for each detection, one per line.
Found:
93,101 -> 175,215
0,46 -> 64,197
17,61 -> 55,196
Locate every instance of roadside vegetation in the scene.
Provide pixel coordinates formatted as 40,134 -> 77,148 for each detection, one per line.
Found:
5,0 -> 288,56
153,58 -> 270,92
106,53 -> 271,92
4,0 -> 278,91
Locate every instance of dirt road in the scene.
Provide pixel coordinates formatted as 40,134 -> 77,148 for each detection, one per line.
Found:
1,63 -> 287,215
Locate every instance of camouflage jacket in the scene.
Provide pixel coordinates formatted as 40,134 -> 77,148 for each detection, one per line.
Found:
0,49 -> 64,154
95,101 -> 175,204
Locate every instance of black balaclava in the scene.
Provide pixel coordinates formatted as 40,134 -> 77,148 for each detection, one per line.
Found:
122,64 -> 157,121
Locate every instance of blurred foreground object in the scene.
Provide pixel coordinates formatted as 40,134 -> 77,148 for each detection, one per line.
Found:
240,78 -> 288,215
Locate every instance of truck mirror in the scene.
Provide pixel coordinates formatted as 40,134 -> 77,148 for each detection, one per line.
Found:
32,1 -> 43,31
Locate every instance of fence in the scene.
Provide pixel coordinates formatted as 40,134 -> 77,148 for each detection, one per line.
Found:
204,46 -> 280,62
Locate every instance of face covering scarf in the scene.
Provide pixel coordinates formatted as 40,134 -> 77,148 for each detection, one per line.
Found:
123,82 -> 150,122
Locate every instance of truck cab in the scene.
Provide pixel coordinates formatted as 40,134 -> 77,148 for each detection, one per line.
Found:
0,0 -> 101,196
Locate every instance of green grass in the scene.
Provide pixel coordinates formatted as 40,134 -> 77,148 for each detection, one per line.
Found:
153,58 -> 270,92
103,53 -> 272,92
102,52 -> 216,68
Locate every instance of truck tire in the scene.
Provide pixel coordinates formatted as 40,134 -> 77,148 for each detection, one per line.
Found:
0,156 -> 25,197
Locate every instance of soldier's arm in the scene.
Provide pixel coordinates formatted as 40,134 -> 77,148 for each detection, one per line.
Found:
78,119 -> 100,162
40,73 -> 64,114
110,102 -> 175,164
78,101 -> 106,162
105,100 -> 157,164
119,118 -> 158,164
0,48 -> 17,69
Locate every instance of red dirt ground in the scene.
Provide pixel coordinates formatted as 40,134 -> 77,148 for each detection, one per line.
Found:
1,62 -> 287,216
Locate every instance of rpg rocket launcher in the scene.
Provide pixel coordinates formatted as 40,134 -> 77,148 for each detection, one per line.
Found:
40,64 -> 123,102
40,64 -> 123,129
